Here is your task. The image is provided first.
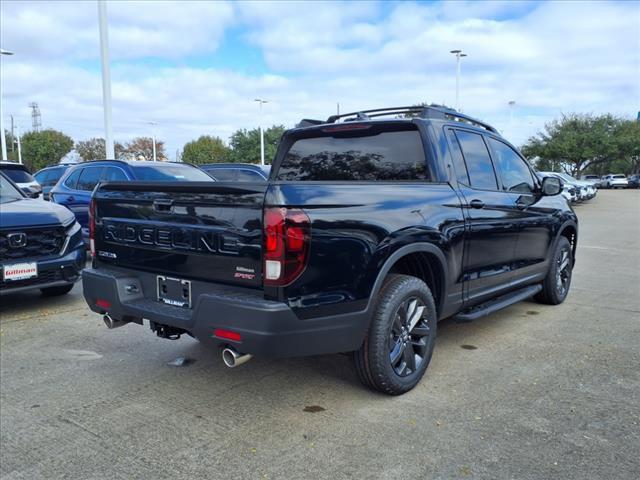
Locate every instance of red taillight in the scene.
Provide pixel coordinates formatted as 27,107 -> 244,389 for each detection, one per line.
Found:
95,299 -> 111,310
214,329 -> 242,342
263,207 -> 310,286
89,199 -> 96,257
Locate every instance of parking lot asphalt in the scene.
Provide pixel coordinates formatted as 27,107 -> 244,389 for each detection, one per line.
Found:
1,189 -> 639,480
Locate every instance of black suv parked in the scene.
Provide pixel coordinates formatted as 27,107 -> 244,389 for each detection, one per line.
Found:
82,106 -> 577,395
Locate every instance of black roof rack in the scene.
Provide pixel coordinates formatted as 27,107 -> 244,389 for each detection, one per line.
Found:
323,105 -> 498,133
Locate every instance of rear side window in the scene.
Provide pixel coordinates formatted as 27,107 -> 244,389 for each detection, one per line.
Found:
206,169 -> 237,182
77,167 -> 104,191
454,130 -> 498,190
131,164 -> 212,181
276,129 -> 428,181
236,170 -> 265,181
34,170 -> 52,185
103,167 -> 128,182
64,169 -> 82,189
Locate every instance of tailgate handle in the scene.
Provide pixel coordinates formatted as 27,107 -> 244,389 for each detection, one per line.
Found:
153,199 -> 174,213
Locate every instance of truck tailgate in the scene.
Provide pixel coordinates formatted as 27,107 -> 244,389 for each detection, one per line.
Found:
93,182 -> 267,289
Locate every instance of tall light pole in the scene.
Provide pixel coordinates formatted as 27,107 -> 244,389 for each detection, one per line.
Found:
254,98 -> 268,165
148,121 -> 158,161
15,122 -> 22,164
1,49 -> 15,162
98,1 -> 115,159
450,49 -> 467,111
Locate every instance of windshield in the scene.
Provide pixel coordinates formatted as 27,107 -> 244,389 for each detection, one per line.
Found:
0,175 -> 24,203
131,164 -> 213,182
613,174 -> 626,179
2,167 -> 35,184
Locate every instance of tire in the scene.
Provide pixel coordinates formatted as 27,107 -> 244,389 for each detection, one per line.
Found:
40,284 -> 74,296
535,236 -> 573,305
353,274 -> 437,395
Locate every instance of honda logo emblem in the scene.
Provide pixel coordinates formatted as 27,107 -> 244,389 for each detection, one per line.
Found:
7,232 -> 27,248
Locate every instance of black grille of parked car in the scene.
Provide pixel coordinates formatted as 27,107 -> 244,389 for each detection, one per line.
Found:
0,227 -> 66,262
0,268 -> 63,289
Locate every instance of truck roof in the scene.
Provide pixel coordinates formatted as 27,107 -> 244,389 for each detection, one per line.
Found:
294,105 -> 498,135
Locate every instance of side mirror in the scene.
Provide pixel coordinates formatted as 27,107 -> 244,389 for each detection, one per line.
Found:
21,186 -> 40,198
541,176 -> 562,196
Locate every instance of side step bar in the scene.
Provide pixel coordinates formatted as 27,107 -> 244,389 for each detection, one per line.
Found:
454,285 -> 542,322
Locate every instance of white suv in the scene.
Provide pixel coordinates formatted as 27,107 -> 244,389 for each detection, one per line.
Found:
603,174 -> 628,189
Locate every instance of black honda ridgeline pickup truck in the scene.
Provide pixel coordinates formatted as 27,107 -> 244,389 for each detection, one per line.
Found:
83,106 -> 577,395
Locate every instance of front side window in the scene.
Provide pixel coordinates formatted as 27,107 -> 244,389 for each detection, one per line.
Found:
454,130 -> 498,190
276,128 -> 428,181
488,138 -> 535,193
77,167 -> 104,191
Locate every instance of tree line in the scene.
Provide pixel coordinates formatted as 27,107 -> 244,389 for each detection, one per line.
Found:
521,114 -> 639,177
2,125 -> 287,172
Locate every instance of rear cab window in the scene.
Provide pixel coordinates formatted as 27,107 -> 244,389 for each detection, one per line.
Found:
275,123 -> 429,181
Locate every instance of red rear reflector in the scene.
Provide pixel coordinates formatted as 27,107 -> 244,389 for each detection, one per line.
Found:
96,299 -> 111,309
214,329 -> 242,342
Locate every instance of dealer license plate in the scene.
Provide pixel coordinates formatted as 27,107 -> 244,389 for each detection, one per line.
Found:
157,276 -> 192,309
3,262 -> 38,282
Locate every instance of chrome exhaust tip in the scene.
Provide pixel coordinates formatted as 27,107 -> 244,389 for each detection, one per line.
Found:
222,347 -> 252,368
103,314 -> 130,330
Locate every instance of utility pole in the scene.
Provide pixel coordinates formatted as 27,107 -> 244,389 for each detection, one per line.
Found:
10,115 -> 14,151
1,49 -> 15,161
98,0 -> 115,159
450,50 -> 467,111
254,99 -> 268,165
28,102 -> 41,131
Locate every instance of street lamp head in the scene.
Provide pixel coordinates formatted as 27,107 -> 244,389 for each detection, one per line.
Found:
450,49 -> 462,54
508,101 -> 516,106
1,49 -> 15,56
254,98 -> 268,104
460,53 -> 468,58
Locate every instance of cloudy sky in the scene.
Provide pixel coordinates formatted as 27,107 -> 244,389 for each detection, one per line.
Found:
1,0 -> 639,160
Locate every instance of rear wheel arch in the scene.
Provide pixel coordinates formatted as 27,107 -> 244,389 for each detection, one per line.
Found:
367,243 -> 448,318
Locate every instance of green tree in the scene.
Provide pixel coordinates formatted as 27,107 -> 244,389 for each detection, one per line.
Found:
121,137 -> 166,161
228,125 -> 286,164
181,135 -> 230,165
73,137 -> 128,161
520,114 -> 624,177
21,129 -> 74,172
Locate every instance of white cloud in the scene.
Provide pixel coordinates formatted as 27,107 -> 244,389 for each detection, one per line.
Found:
1,0 -> 638,161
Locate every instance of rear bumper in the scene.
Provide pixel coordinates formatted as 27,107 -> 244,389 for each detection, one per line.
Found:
82,267 -> 369,358
0,245 -> 85,295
